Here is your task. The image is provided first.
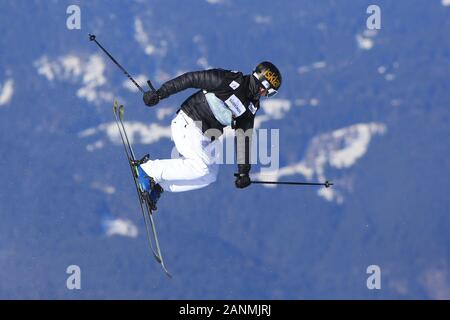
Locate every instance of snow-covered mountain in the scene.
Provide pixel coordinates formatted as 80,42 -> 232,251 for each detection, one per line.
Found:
0,0 -> 449,299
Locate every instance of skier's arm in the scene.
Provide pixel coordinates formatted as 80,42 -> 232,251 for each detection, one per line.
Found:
158,69 -> 225,99
234,115 -> 254,188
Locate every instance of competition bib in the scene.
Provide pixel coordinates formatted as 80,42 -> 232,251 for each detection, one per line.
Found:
225,94 -> 246,117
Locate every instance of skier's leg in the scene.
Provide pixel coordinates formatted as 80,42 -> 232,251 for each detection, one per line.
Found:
143,158 -> 209,181
140,119 -> 211,181
159,163 -> 219,192
140,111 -> 221,190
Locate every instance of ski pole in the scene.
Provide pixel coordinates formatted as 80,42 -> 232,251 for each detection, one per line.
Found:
251,180 -> 333,188
88,33 -> 155,93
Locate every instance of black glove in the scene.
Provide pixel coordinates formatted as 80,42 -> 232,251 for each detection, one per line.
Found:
143,90 -> 160,107
234,164 -> 251,189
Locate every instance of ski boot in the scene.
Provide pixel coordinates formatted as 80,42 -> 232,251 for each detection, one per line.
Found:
148,183 -> 164,211
133,155 -> 164,211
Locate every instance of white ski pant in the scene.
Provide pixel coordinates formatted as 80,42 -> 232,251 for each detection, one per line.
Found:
140,110 -> 220,192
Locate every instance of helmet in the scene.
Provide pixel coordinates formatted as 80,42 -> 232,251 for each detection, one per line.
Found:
252,61 -> 282,97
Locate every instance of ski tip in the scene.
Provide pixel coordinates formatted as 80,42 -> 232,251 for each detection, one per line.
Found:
164,270 -> 173,279
113,100 -> 118,112
161,263 -> 173,278
119,105 -> 124,119
153,254 -> 174,279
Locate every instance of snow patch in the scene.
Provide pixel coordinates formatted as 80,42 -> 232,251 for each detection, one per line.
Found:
134,17 -> 156,55
34,54 -> 113,105
260,99 -> 291,119
328,123 -> 386,168
122,74 -> 148,92
156,107 -> 175,120
134,17 -> 168,57
103,218 -> 138,238
310,98 -> 320,107
78,127 -> 97,138
91,181 -> 116,194
35,56 -> 56,81
86,140 -> 104,152
0,79 -> 14,106
312,61 -> 327,69
255,122 -> 387,203
378,66 -> 387,74
253,99 -> 291,129
356,30 -> 378,50
77,55 -> 112,103
298,61 -> 327,74
377,63 -> 398,81
356,35 -> 374,50
197,57 -> 211,69
79,121 -> 172,151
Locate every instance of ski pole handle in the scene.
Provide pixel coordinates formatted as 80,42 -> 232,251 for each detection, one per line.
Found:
147,80 -> 156,92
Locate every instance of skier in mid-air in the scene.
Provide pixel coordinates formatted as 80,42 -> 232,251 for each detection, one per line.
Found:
90,34 -> 329,275
137,61 -> 282,209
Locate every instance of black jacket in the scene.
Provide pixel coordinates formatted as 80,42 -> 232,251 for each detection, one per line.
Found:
157,69 -> 261,171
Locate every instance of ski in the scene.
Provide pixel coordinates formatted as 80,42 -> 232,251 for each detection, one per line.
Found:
113,100 -> 172,278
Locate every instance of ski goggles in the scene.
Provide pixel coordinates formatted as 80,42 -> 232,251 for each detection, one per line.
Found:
253,72 -> 278,97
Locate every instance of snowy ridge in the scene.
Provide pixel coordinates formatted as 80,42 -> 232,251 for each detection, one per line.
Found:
256,122 -> 387,203
79,121 -> 172,151
254,99 -> 292,129
78,99 -> 293,153
34,54 -> 113,104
